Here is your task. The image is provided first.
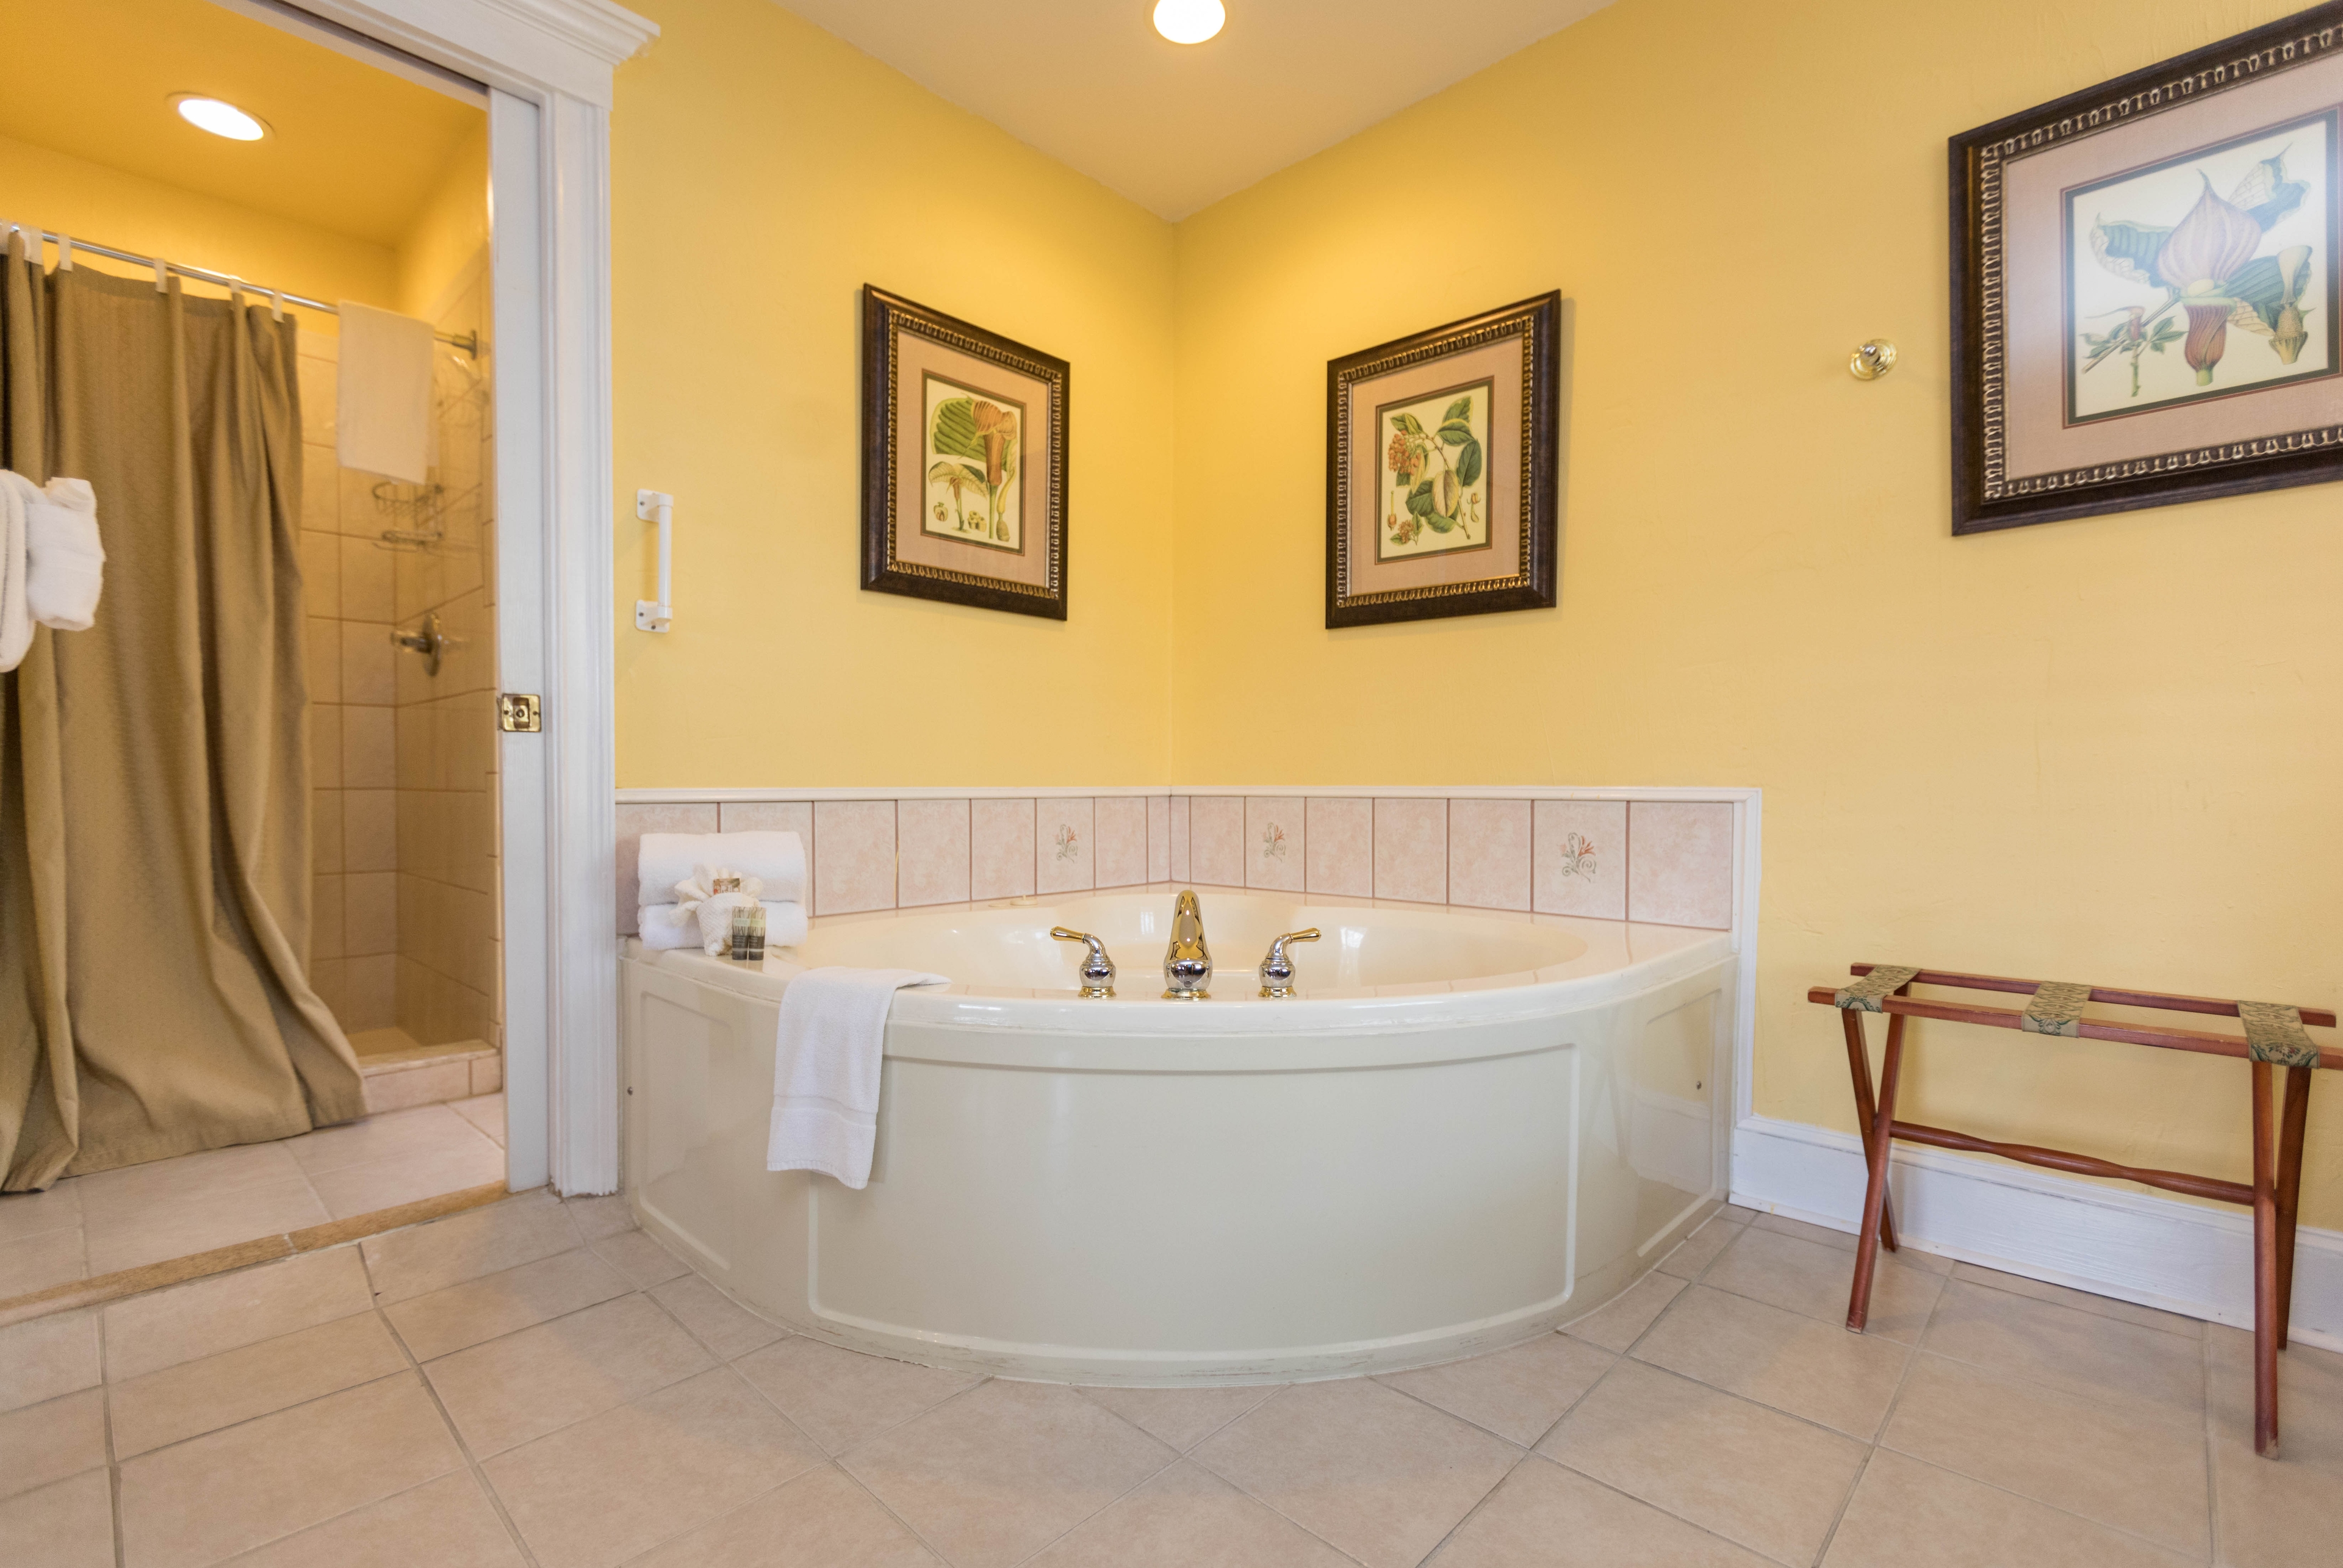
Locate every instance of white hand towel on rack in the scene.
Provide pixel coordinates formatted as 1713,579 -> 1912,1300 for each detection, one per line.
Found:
766,967 -> 949,1189
336,301 -> 434,483
24,477 -> 104,631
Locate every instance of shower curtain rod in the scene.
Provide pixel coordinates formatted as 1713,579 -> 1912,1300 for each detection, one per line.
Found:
2,221 -> 480,357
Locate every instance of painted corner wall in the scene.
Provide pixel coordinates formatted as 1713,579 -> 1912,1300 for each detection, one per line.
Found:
395,121 -> 488,318
1167,0 -> 2343,1225
608,0 -> 1178,788
0,131 -> 392,337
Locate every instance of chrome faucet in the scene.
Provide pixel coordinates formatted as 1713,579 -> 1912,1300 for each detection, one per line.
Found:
1050,928 -> 1116,998
1161,890 -> 1212,999
1257,929 -> 1320,998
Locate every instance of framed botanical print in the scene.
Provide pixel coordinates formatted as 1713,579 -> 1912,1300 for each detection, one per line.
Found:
1326,293 -> 1561,627
862,286 -> 1069,618
1952,5 -> 2343,534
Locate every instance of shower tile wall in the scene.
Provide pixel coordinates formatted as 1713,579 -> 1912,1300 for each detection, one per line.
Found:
394,273 -> 500,1051
298,329 -> 397,1033
297,276 -> 500,1052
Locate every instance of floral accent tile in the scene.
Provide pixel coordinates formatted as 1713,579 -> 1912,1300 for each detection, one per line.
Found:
813,800 -> 896,916
897,799 -> 971,907
1095,797 -> 1148,890
1627,800 -> 1734,929
1533,800 -> 1625,919
970,799 -> 1036,901
1373,798 -> 1447,904
1147,796 -> 1172,883
1446,798 -> 1531,912
1188,797 -> 1243,887
1037,797 -> 1095,896
1305,797 -> 1372,897
1245,797 -> 1304,893
615,802 -> 717,935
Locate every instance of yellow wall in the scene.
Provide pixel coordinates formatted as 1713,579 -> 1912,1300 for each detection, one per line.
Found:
397,122 -> 488,319
0,132 -> 393,337
1168,0 -> 2342,1222
609,0 -> 1178,788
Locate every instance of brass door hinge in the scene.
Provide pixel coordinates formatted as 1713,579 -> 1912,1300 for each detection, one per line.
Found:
499,693 -> 542,733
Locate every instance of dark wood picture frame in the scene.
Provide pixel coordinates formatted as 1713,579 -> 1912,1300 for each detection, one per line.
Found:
1326,293 -> 1560,628
1951,4 -> 2343,534
861,286 -> 1070,619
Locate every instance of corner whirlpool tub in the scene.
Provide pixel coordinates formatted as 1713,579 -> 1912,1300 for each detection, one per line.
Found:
619,890 -> 1738,1384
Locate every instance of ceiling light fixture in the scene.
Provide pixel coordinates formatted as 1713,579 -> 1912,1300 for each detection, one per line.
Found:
174,96 -> 267,142
1152,0 -> 1225,45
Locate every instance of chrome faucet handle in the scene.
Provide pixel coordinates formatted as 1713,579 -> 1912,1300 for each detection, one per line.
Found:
1257,929 -> 1320,998
1051,928 -> 1116,998
1162,889 -> 1212,999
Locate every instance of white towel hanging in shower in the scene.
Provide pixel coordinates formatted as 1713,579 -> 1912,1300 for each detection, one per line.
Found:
336,301 -> 434,483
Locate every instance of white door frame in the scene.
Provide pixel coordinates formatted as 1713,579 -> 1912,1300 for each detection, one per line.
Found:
240,0 -> 655,1193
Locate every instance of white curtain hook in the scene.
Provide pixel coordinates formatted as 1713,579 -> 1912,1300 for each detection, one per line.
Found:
56,234 -> 73,271
269,288 -> 283,322
153,257 -> 168,292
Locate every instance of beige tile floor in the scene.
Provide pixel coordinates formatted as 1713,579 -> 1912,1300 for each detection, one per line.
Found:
0,1193 -> 2334,1568
0,1095 -> 507,1298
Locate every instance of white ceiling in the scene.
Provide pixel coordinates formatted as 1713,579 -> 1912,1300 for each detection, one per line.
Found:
776,0 -> 1616,220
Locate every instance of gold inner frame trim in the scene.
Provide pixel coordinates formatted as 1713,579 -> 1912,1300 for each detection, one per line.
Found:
1334,313 -> 1538,608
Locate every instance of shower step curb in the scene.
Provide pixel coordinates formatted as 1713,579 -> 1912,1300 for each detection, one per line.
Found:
357,1038 -> 502,1112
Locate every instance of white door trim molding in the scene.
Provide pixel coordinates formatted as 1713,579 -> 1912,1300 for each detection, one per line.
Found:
1732,1112 -> 2343,1353
239,0 -> 655,1193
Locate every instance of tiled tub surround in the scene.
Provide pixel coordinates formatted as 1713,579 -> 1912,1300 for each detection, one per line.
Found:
614,789 -> 1743,935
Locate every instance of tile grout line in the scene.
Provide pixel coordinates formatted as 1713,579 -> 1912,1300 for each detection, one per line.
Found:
99,1300 -> 124,1568
1807,1259 -> 1954,1566
2199,1331 -> 2220,1566
365,1219 -> 550,1568
1162,1384 -> 1378,1568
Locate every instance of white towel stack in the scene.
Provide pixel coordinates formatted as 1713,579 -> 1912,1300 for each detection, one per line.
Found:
766,967 -> 949,1189
0,470 -> 106,672
636,830 -> 808,953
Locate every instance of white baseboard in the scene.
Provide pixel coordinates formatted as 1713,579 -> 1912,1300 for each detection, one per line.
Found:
1731,1115 -> 2343,1353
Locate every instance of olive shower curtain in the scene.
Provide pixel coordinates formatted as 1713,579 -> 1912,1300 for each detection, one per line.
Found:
0,235 -> 364,1190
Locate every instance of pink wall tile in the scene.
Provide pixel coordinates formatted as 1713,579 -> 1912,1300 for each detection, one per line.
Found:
1627,800 -> 1734,929
1305,797 -> 1372,897
1447,799 -> 1531,912
1244,797 -> 1304,893
1168,796 -> 1190,882
971,798 -> 1036,901
1146,796 -> 1172,882
813,800 -> 896,916
1373,798 -> 1447,904
1533,800 -> 1625,919
718,800 -> 813,905
1189,796 -> 1243,886
1037,798 -> 1095,895
1095,797 -> 1148,889
615,801 -> 719,934
897,799 -> 971,907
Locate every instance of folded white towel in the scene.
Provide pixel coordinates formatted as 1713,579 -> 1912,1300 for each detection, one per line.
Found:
0,472 -> 31,671
766,967 -> 948,1189
24,476 -> 103,631
336,301 -> 434,483
638,831 -> 805,905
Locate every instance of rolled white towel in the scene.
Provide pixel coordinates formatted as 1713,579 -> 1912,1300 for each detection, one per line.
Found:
638,831 -> 804,905
638,901 -> 808,952
24,477 -> 103,631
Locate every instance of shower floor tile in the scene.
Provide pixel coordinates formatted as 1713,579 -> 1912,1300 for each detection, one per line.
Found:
4,1195 -> 2320,1568
0,1096 -> 508,1304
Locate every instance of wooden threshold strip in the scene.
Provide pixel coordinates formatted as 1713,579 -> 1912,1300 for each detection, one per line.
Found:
0,1179 -> 514,1329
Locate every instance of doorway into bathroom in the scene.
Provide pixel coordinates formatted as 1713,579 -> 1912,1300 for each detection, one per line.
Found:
0,0 -> 508,1303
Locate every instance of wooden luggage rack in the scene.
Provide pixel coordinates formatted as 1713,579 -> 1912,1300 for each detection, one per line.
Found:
1809,963 -> 2338,1458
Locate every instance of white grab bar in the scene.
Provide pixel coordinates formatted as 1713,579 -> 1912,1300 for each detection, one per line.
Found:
635,489 -> 673,633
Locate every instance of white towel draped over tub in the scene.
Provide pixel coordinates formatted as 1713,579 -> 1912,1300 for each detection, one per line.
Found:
767,968 -> 949,1190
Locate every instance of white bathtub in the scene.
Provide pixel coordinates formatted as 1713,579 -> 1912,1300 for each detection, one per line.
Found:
620,890 -> 1737,1384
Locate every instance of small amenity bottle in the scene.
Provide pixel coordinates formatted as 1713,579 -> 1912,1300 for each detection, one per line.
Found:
729,901 -> 767,963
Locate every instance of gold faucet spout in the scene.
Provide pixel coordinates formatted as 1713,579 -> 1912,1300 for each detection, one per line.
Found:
1162,890 -> 1212,999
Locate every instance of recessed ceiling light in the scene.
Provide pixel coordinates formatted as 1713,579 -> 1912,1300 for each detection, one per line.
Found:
1153,0 -> 1225,45
174,96 -> 267,142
